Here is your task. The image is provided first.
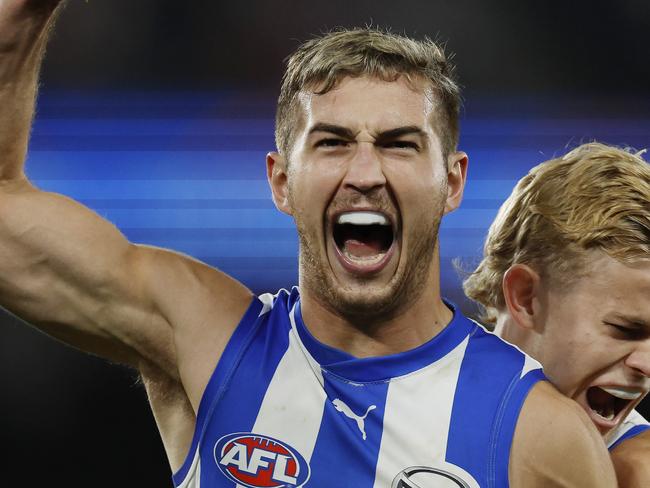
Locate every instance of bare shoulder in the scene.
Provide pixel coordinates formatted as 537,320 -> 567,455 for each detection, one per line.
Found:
133,244 -> 254,411
611,429 -> 650,487
509,381 -> 617,488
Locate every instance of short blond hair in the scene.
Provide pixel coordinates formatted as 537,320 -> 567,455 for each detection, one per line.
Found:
464,142 -> 650,324
275,27 -> 461,159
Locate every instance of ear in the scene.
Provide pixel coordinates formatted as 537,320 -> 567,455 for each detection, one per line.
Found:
443,151 -> 468,214
266,151 -> 292,216
502,264 -> 543,332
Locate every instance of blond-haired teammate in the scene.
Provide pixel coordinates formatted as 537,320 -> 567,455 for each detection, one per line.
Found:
0,1 -> 617,486
465,143 -> 650,486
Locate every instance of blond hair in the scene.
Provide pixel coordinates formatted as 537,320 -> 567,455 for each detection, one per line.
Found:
275,27 -> 461,159
464,142 -> 650,324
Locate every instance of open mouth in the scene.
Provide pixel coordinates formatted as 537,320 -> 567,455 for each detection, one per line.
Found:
584,386 -> 642,428
330,210 -> 397,274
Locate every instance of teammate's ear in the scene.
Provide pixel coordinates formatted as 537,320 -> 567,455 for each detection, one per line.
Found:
444,151 -> 468,215
502,264 -> 542,332
267,151 -> 292,216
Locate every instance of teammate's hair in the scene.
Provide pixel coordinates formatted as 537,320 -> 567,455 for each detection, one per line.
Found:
463,142 -> 650,324
275,27 -> 461,159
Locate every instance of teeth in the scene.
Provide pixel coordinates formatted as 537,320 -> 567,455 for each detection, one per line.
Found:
337,212 -> 389,226
595,408 -> 616,421
342,249 -> 386,263
600,386 -> 643,401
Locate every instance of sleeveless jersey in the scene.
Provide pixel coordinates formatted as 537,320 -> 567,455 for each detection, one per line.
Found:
173,288 -> 545,488
607,409 -> 650,451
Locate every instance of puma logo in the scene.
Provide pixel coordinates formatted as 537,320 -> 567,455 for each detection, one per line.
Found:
332,398 -> 376,440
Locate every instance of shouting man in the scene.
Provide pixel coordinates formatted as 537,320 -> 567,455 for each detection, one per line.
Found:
0,2 -> 615,487
464,143 -> 650,486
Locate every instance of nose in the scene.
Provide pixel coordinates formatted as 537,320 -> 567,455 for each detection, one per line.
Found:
625,342 -> 650,379
342,142 -> 386,193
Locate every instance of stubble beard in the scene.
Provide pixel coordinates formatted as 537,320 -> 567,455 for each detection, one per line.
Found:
295,209 -> 443,328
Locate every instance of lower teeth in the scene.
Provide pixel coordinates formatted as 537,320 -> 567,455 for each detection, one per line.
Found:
343,249 -> 385,262
595,409 -> 615,421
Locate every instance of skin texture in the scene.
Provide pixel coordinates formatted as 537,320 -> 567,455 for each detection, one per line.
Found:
511,382 -> 620,487
497,253 -> 650,485
0,0 -> 253,470
0,2 -> 617,485
611,430 -> 650,487
267,76 -> 468,357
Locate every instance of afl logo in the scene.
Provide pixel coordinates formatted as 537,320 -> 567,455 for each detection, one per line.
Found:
214,433 -> 310,488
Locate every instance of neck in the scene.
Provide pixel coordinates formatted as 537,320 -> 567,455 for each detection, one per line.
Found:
494,312 -> 536,356
298,263 -> 453,358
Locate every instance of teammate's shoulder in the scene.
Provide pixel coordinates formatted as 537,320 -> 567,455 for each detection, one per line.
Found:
510,382 -> 617,487
520,381 -> 601,438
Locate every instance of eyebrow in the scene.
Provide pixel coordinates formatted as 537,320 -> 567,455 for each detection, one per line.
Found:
308,123 -> 356,139
376,126 -> 428,142
308,123 -> 427,142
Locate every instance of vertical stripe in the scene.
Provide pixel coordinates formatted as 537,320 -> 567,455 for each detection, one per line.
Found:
446,329 -> 527,488
308,373 -> 390,487
372,338 -> 470,488
236,328 -> 326,488
250,329 -> 327,461
199,293 -> 294,487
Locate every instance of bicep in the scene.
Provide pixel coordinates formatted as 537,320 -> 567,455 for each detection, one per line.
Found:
0,184 -> 174,367
0,182 -> 254,399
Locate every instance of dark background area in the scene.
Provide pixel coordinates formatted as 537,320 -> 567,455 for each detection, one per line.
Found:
1,1 -> 649,486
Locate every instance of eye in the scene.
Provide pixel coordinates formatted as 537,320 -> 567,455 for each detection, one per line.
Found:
605,322 -> 645,339
315,138 -> 349,148
383,140 -> 419,151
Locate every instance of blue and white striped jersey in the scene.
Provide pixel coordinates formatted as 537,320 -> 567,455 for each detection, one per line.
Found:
173,288 -> 545,488
607,409 -> 650,451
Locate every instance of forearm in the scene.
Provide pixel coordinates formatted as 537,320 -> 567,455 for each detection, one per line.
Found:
0,1 -> 63,180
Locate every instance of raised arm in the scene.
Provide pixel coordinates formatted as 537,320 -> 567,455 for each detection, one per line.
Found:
0,0 -> 62,176
0,0 -> 252,411
510,381 -> 618,487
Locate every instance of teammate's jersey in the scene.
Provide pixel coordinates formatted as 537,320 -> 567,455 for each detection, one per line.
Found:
173,288 -> 545,488
607,409 -> 650,451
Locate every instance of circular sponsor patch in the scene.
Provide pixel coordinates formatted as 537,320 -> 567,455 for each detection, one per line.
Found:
214,433 -> 310,488
392,465 -> 479,488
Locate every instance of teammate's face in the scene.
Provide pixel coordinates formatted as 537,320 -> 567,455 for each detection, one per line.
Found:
269,76 -> 466,323
531,255 -> 650,437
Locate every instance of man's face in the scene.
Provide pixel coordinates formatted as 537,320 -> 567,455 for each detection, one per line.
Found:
532,254 -> 650,437
271,76 -> 465,322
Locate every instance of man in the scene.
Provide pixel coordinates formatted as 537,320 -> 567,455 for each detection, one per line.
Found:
464,143 -> 650,486
0,1 -> 616,487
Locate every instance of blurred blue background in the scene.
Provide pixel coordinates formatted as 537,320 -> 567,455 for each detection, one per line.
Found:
27,91 -> 650,307
1,0 -> 649,486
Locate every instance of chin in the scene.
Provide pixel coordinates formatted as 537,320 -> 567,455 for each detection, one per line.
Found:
328,281 -> 404,322
296,207 -> 440,325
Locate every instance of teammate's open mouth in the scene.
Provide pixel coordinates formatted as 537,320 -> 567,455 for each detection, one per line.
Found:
331,210 -> 397,274
585,386 -> 640,424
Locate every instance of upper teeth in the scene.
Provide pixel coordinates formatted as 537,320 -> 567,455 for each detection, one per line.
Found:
337,212 -> 389,226
600,386 -> 643,401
